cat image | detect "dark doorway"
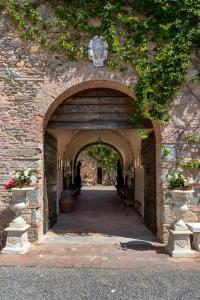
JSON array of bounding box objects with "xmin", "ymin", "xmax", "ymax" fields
[
  {"xmin": 141, "ymin": 131, "xmax": 156, "ymax": 235},
  {"xmin": 97, "ymin": 167, "xmax": 103, "ymax": 184},
  {"xmin": 44, "ymin": 132, "xmax": 58, "ymax": 233}
]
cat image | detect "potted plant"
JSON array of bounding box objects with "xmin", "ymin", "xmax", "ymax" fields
[
  {"xmin": 167, "ymin": 169, "xmax": 194, "ymax": 231},
  {"xmin": 4, "ymin": 168, "xmax": 37, "ymax": 191},
  {"xmin": 4, "ymin": 169, "xmax": 37, "ymax": 227}
]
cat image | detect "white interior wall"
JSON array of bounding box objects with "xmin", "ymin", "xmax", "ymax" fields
[
  {"xmin": 66, "ymin": 130, "xmax": 133, "ymax": 163},
  {"xmin": 47, "ymin": 128, "xmax": 144, "ymax": 217},
  {"xmin": 47, "ymin": 129, "xmax": 77, "ymax": 211},
  {"xmin": 120, "ymin": 129, "xmax": 141, "ymax": 160},
  {"xmin": 135, "ymin": 167, "xmax": 144, "ymax": 217}
]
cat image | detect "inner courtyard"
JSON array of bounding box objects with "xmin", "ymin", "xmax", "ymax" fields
[{"xmin": 42, "ymin": 186, "xmax": 157, "ymax": 245}]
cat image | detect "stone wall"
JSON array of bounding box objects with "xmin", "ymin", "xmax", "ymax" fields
[
  {"xmin": 78, "ymin": 149, "xmax": 117, "ymax": 185},
  {"xmin": 78, "ymin": 150, "xmax": 97, "ymax": 185},
  {"xmin": 159, "ymin": 56, "xmax": 200, "ymax": 241},
  {"xmin": 0, "ymin": 14, "xmax": 199, "ymax": 242}
]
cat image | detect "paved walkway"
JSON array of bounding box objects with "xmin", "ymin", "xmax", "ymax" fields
[
  {"xmin": 0, "ymin": 242, "xmax": 200, "ymax": 269},
  {"xmin": 42, "ymin": 186, "xmax": 157, "ymax": 245},
  {"xmin": 0, "ymin": 186, "xmax": 199, "ymax": 269}
]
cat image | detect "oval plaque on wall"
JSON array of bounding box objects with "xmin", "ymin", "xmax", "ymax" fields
[{"xmin": 88, "ymin": 36, "xmax": 108, "ymax": 67}]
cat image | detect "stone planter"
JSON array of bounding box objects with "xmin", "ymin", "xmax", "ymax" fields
[
  {"xmin": 2, "ymin": 187, "xmax": 36, "ymax": 254},
  {"xmin": 166, "ymin": 189, "xmax": 195, "ymax": 257},
  {"xmin": 9, "ymin": 187, "xmax": 34, "ymax": 228},
  {"xmin": 171, "ymin": 189, "xmax": 194, "ymax": 231}
]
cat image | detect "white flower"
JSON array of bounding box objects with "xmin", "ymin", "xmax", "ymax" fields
[
  {"xmin": 15, "ymin": 172, "xmax": 20, "ymax": 179},
  {"xmin": 30, "ymin": 175, "xmax": 37, "ymax": 184},
  {"xmin": 174, "ymin": 173, "xmax": 178, "ymax": 179},
  {"xmin": 24, "ymin": 170, "xmax": 29, "ymax": 177}
]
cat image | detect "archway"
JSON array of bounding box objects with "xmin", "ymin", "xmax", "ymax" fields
[
  {"xmin": 43, "ymin": 84, "xmax": 159, "ymax": 241},
  {"xmin": 74, "ymin": 141, "xmax": 124, "ymax": 185}
]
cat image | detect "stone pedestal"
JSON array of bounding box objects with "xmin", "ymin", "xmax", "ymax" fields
[
  {"xmin": 2, "ymin": 225, "xmax": 31, "ymax": 254},
  {"xmin": 2, "ymin": 187, "xmax": 37, "ymax": 253},
  {"xmin": 166, "ymin": 230, "xmax": 194, "ymax": 257},
  {"xmin": 187, "ymin": 223, "xmax": 200, "ymax": 251}
]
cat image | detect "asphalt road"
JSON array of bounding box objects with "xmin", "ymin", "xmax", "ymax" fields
[{"xmin": 0, "ymin": 266, "xmax": 200, "ymax": 300}]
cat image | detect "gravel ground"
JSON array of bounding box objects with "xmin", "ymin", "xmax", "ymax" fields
[{"xmin": 0, "ymin": 266, "xmax": 200, "ymax": 300}]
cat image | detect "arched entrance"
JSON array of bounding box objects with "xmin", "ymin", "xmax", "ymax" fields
[
  {"xmin": 74, "ymin": 142, "xmax": 123, "ymax": 185},
  {"xmin": 43, "ymin": 83, "xmax": 159, "ymax": 241}
]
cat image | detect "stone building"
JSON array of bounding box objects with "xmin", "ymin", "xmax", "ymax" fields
[
  {"xmin": 78, "ymin": 149, "xmax": 99, "ymax": 186},
  {"xmin": 0, "ymin": 5, "xmax": 199, "ymax": 245},
  {"xmin": 77, "ymin": 146, "xmax": 119, "ymax": 186}
]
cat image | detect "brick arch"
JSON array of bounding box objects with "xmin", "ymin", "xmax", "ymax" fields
[
  {"xmin": 41, "ymin": 78, "xmax": 161, "ymax": 141},
  {"xmin": 42, "ymin": 78, "xmax": 162, "ymax": 239}
]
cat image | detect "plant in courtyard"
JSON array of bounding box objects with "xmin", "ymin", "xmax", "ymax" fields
[
  {"xmin": 87, "ymin": 144, "xmax": 118, "ymax": 183},
  {"xmin": 167, "ymin": 170, "xmax": 192, "ymax": 190},
  {"xmin": 4, "ymin": 168, "xmax": 37, "ymax": 191}
]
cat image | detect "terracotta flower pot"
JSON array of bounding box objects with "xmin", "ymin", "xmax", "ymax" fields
[{"xmin": 59, "ymin": 191, "xmax": 75, "ymax": 213}]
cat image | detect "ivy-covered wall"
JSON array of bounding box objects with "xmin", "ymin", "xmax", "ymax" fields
[
  {"xmin": 0, "ymin": 1, "xmax": 199, "ymax": 242},
  {"xmin": 1, "ymin": 0, "xmax": 200, "ymax": 135}
]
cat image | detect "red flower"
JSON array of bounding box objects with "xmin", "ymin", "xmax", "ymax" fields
[
  {"xmin": 4, "ymin": 178, "xmax": 16, "ymax": 190},
  {"xmin": 9, "ymin": 179, "xmax": 16, "ymax": 185}
]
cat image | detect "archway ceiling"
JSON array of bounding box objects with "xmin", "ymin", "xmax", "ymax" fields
[
  {"xmin": 64, "ymin": 129, "xmax": 133, "ymax": 162},
  {"xmin": 47, "ymin": 88, "xmax": 152, "ymax": 130}
]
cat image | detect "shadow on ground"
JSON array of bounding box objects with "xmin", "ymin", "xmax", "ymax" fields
[{"xmin": 120, "ymin": 241, "xmax": 166, "ymax": 254}]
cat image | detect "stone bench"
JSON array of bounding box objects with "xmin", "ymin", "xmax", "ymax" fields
[{"xmin": 187, "ymin": 223, "xmax": 200, "ymax": 251}]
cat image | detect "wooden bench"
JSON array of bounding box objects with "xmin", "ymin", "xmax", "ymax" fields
[{"xmin": 117, "ymin": 187, "xmax": 141, "ymax": 216}]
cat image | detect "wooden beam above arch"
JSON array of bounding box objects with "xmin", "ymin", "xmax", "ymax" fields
[{"xmin": 47, "ymin": 88, "xmax": 153, "ymax": 129}]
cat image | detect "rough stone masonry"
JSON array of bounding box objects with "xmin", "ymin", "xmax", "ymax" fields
[{"xmin": 0, "ymin": 13, "xmax": 199, "ymax": 243}]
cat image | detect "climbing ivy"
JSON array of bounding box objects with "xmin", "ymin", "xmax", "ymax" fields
[
  {"xmin": 1, "ymin": 0, "xmax": 200, "ymax": 136},
  {"xmin": 88, "ymin": 144, "xmax": 118, "ymax": 174},
  {"xmin": 185, "ymin": 132, "xmax": 200, "ymax": 142},
  {"xmin": 183, "ymin": 159, "xmax": 200, "ymax": 170}
]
